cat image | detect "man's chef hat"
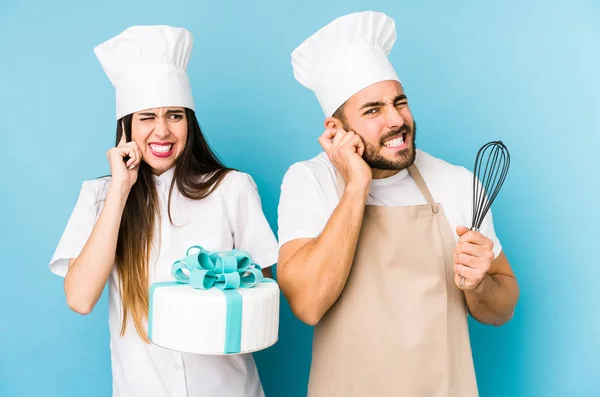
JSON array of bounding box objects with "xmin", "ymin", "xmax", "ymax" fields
[
  {"xmin": 94, "ymin": 25, "xmax": 195, "ymax": 120},
  {"xmin": 291, "ymin": 11, "xmax": 400, "ymax": 117}
]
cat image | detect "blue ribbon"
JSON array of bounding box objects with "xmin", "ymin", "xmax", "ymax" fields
[
  {"xmin": 148, "ymin": 246, "xmax": 271, "ymax": 354},
  {"xmin": 171, "ymin": 245, "xmax": 265, "ymax": 290}
]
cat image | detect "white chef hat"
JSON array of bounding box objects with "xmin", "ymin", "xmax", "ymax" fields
[
  {"xmin": 291, "ymin": 11, "xmax": 400, "ymax": 117},
  {"xmin": 94, "ymin": 25, "xmax": 195, "ymax": 120}
]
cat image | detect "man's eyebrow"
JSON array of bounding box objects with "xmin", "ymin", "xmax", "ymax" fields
[
  {"xmin": 359, "ymin": 95, "xmax": 407, "ymax": 110},
  {"xmin": 359, "ymin": 101, "xmax": 386, "ymax": 110}
]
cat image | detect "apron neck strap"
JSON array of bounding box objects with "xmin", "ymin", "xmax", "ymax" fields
[
  {"xmin": 335, "ymin": 164, "xmax": 435, "ymax": 205},
  {"xmin": 407, "ymin": 165, "xmax": 435, "ymax": 205}
]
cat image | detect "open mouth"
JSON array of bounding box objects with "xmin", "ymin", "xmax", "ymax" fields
[
  {"xmin": 382, "ymin": 132, "xmax": 408, "ymax": 149},
  {"xmin": 149, "ymin": 143, "xmax": 175, "ymax": 158}
]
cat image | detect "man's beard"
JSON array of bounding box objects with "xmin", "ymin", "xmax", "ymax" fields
[{"xmin": 349, "ymin": 121, "xmax": 417, "ymax": 171}]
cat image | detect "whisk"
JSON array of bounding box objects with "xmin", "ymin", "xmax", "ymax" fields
[
  {"xmin": 471, "ymin": 140, "xmax": 510, "ymax": 231},
  {"xmin": 459, "ymin": 140, "xmax": 510, "ymax": 288}
]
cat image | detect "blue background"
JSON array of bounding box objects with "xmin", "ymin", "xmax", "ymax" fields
[{"xmin": 1, "ymin": 0, "xmax": 599, "ymax": 396}]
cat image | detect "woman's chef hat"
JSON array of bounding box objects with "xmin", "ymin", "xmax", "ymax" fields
[
  {"xmin": 291, "ymin": 11, "xmax": 400, "ymax": 117},
  {"xmin": 94, "ymin": 25, "xmax": 195, "ymax": 120}
]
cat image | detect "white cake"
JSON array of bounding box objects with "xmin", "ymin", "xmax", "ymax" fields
[
  {"xmin": 148, "ymin": 279, "xmax": 279, "ymax": 355},
  {"xmin": 148, "ymin": 246, "xmax": 280, "ymax": 355}
]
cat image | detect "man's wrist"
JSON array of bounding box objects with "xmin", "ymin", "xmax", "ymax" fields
[{"xmin": 344, "ymin": 182, "xmax": 370, "ymax": 202}]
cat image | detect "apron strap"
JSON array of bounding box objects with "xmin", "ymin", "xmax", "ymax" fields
[{"xmin": 407, "ymin": 165, "xmax": 436, "ymax": 206}]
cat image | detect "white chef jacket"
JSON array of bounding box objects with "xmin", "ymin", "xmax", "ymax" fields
[
  {"xmin": 49, "ymin": 167, "xmax": 279, "ymax": 397},
  {"xmin": 277, "ymin": 149, "xmax": 502, "ymax": 257}
]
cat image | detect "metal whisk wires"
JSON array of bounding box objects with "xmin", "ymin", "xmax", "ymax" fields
[{"xmin": 471, "ymin": 141, "xmax": 510, "ymax": 231}]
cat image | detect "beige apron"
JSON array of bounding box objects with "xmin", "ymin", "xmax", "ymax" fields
[{"xmin": 307, "ymin": 164, "xmax": 478, "ymax": 397}]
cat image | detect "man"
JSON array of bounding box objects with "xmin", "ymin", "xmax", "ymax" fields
[{"xmin": 276, "ymin": 11, "xmax": 520, "ymax": 397}]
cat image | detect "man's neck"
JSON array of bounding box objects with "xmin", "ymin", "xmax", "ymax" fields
[{"xmin": 371, "ymin": 168, "xmax": 401, "ymax": 179}]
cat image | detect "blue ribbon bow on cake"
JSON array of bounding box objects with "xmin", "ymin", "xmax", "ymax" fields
[
  {"xmin": 172, "ymin": 245, "xmax": 265, "ymax": 290},
  {"xmin": 148, "ymin": 246, "xmax": 273, "ymax": 354}
]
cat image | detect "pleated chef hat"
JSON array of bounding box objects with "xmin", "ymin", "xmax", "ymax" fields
[
  {"xmin": 291, "ymin": 11, "xmax": 400, "ymax": 117},
  {"xmin": 94, "ymin": 25, "xmax": 195, "ymax": 120}
]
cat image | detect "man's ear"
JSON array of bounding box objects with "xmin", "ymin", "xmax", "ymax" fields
[{"xmin": 324, "ymin": 116, "xmax": 344, "ymax": 130}]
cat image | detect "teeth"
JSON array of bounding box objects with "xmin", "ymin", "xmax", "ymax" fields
[
  {"xmin": 383, "ymin": 135, "xmax": 404, "ymax": 147},
  {"xmin": 150, "ymin": 144, "xmax": 173, "ymax": 153}
]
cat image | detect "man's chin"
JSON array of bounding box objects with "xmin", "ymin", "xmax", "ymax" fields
[{"xmin": 366, "ymin": 148, "xmax": 416, "ymax": 171}]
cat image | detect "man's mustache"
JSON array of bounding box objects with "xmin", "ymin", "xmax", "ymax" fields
[{"xmin": 379, "ymin": 125, "xmax": 411, "ymax": 145}]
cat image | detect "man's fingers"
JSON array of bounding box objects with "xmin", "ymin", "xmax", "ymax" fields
[
  {"xmin": 318, "ymin": 130, "xmax": 335, "ymax": 152},
  {"xmin": 338, "ymin": 131, "xmax": 365, "ymax": 155},
  {"xmin": 458, "ymin": 229, "xmax": 490, "ymax": 247},
  {"xmin": 454, "ymin": 263, "xmax": 486, "ymax": 289},
  {"xmin": 454, "ymin": 251, "xmax": 491, "ymax": 270},
  {"xmin": 454, "ymin": 253, "xmax": 490, "ymax": 278},
  {"xmin": 456, "ymin": 225, "xmax": 469, "ymax": 237},
  {"xmin": 331, "ymin": 128, "xmax": 347, "ymax": 146},
  {"xmin": 455, "ymin": 272, "xmax": 473, "ymax": 290},
  {"xmin": 355, "ymin": 135, "xmax": 365, "ymax": 156},
  {"xmin": 338, "ymin": 130, "xmax": 356, "ymax": 146},
  {"xmin": 322, "ymin": 128, "xmax": 337, "ymax": 141},
  {"xmin": 454, "ymin": 252, "xmax": 475, "ymax": 267},
  {"xmin": 454, "ymin": 263, "xmax": 481, "ymax": 278},
  {"xmin": 454, "ymin": 242, "xmax": 494, "ymax": 261}
]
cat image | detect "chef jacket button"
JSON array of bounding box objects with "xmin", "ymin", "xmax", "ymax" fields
[{"xmin": 174, "ymin": 364, "xmax": 180, "ymax": 370}]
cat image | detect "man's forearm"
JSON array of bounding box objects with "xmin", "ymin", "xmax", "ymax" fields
[
  {"xmin": 278, "ymin": 185, "xmax": 368, "ymax": 325},
  {"xmin": 464, "ymin": 274, "xmax": 519, "ymax": 326}
]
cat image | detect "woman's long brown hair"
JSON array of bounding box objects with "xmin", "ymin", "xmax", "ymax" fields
[{"xmin": 115, "ymin": 108, "xmax": 232, "ymax": 342}]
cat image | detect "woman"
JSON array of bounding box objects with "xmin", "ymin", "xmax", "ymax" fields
[{"xmin": 49, "ymin": 25, "xmax": 278, "ymax": 397}]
